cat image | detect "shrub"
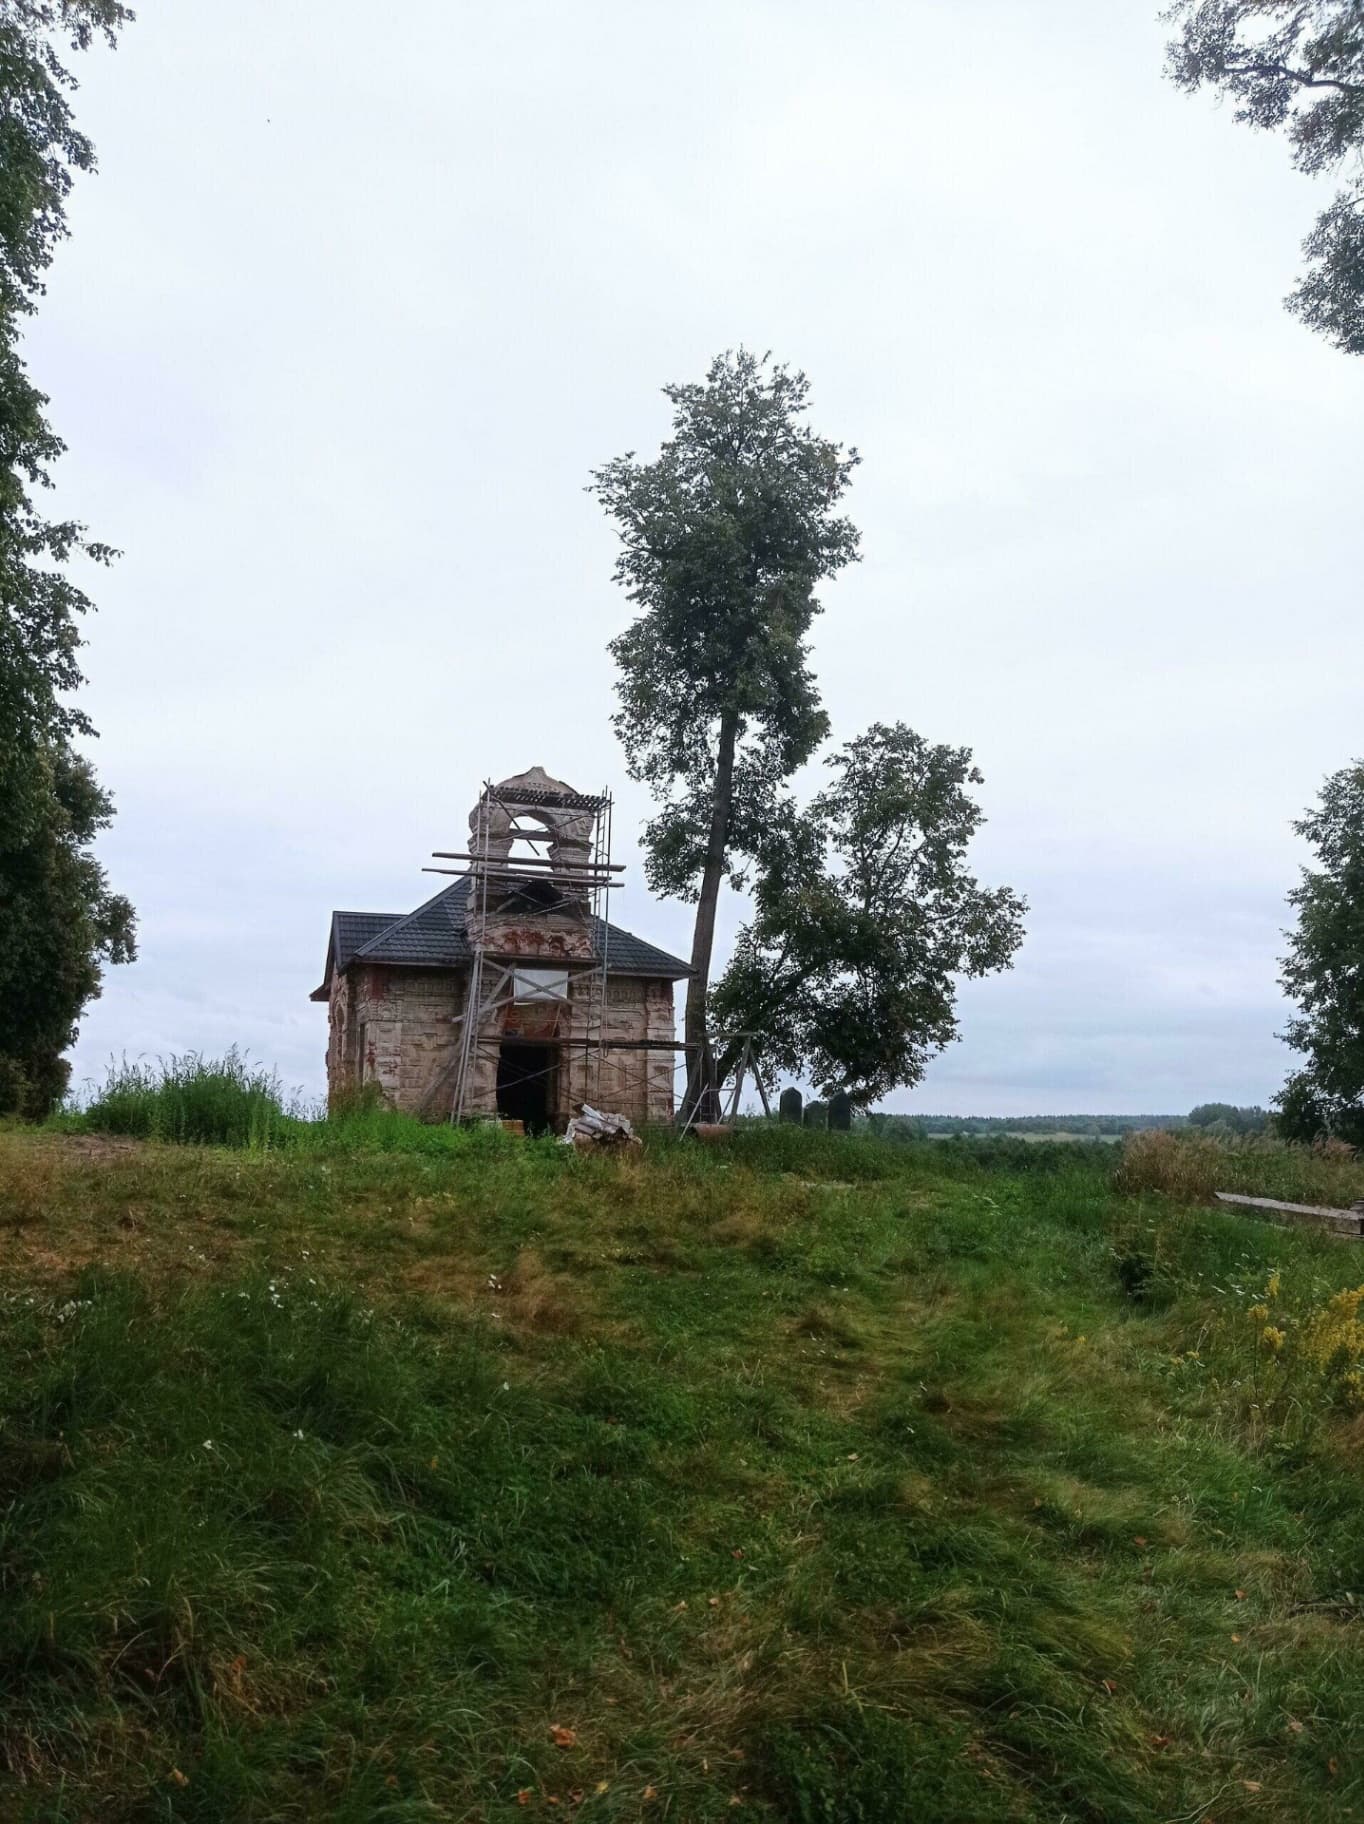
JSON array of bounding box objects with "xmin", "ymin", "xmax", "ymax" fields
[
  {"xmin": 76, "ymin": 1050, "xmax": 297, "ymax": 1147},
  {"xmin": 1115, "ymin": 1128, "xmax": 1364, "ymax": 1210},
  {"xmin": 1114, "ymin": 1130, "xmax": 1222, "ymax": 1201}
]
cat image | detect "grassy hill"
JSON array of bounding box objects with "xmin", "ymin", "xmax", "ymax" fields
[{"xmin": 1, "ymin": 1122, "xmax": 1363, "ymax": 1821}]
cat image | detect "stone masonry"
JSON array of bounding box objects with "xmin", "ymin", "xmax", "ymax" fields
[{"xmin": 313, "ymin": 767, "xmax": 690, "ymax": 1129}]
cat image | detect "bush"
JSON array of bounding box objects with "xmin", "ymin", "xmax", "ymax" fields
[
  {"xmin": 1115, "ymin": 1128, "xmax": 1364, "ymax": 1209},
  {"xmin": 76, "ymin": 1050, "xmax": 298, "ymax": 1147}
]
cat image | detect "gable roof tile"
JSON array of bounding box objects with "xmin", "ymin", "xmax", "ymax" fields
[{"xmin": 315, "ymin": 876, "xmax": 690, "ymax": 995}]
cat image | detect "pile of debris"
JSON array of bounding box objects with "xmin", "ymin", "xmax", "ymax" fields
[{"xmin": 561, "ymin": 1105, "xmax": 642, "ymax": 1151}]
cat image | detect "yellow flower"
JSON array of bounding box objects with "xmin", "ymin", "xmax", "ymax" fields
[
  {"xmin": 1261, "ymin": 1326, "xmax": 1285, "ymax": 1354},
  {"xmin": 1265, "ymin": 1272, "xmax": 1281, "ymax": 1301},
  {"xmin": 1248, "ymin": 1304, "xmax": 1270, "ymax": 1325}
]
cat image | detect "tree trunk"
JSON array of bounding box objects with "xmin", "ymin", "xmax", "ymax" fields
[{"xmin": 682, "ymin": 708, "xmax": 738, "ymax": 1123}]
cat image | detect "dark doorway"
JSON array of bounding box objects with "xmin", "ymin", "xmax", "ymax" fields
[{"xmin": 496, "ymin": 1043, "xmax": 555, "ymax": 1133}]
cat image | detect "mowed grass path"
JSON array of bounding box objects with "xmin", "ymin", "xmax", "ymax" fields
[{"xmin": 1, "ymin": 1126, "xmax": 1362, "ymax": 1822}]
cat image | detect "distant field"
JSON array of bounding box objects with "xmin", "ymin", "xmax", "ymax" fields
[
  {"xmin": 922, "ymin": 1130, "xmax": 1126, "ymax": 1144},
  {"xmin": 1, "ymin": 1121, "xmax": 1362, "ymax": 1821}
]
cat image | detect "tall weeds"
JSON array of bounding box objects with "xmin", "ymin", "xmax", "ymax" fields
[
  {"xmin": 1116, "ymin": 1127, "xmax": 1364, "ymax": 1209},
  {"xmin": 76, "ymin": 1050, "xmax": 297, "ymax": 1147}
]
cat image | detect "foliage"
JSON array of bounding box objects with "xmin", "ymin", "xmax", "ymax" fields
[
  {"xmin": 1276, "ymin": 760, "xmax": 1364, "ymax": 1143},
  {"xmin": 76, "ymin": 1050, "xmax": 297, "ymax": 1146},
  {"xmin": 1187, "ymin": 1100, "xmax": 1272, "ymax": 1135},
  {"xmin": 864, "ymin": 1111, "xmax": 1185, "ymax": 1138},
  {"xmin": 591, "ymin": 349, "xmax": 860, "ymax": 1113},
  {"xmin": 0, "ymin": 0, "xmax": 136, "ymax": 1111},
  {"xmin": 0, "ymin": 747, "xmax": 133, "ymax": 1115},
  {"xmin": 1116, "ymin": 1125, "xmax": 1364, "ymax": 1207},
  {"xmin": 2, "ymin": 1126, "xmax": 1364, "ymax": 1817},
  {"xmin": 1164, "ymin": 1, "xmax": 1364, "ymax": 352},
  {"xmin": 61, "ymin": 1052, "xmax": 523, "ymax": 1157},
  {"xmin": 713, "ymin": 722, "xmax": 1024, "ymax": 1104}
]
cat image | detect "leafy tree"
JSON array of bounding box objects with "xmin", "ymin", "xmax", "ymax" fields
[
  {"xmin": 1187, "ymin": 1101, "xmax": 1271, "ymax": 1135},
  {"xmin": 709, "ymin": 723, "xmax": 1026, "ymax": 1107},
  {"xmin": 0, "ymin": 748, "xmax": 133, "ymax": 1115},
  {"xmin": 1164, "ymin": 2, "xmax": 1364, "ymax": 353},
  {"xmin": 0, "ymin": 0, "xmax": 136, "ymax": 1113},
  {"xmin": 591, "ymin": 350, "xmax": 860, "ymax": 1117},
  {"xmin": 1276, "ymin": 760, "xmax": 1364, "ymax": 1144}
]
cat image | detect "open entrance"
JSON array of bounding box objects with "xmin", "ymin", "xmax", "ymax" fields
[{"xmin": 496, "ymin": 1042, "xmax": 556, "ymax": 1134}]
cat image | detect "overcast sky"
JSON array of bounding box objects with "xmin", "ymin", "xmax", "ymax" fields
[{"xmin": 34, "ymin": 0, "xmax": 1364, "ymax": 1115}]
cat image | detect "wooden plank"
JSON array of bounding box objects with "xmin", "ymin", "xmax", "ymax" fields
[
  {"xmin": 1214, "ymin": 1191, "xmax": 1364, "ymax": 1238},
  {"xmin": 431, "ymin": 850, "xmax": 625, "ymax": 872}
]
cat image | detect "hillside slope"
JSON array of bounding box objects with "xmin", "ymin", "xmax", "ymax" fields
[{"xmin": 1, "ymin": 1127, "xmax": 1361, "ymax": 1822}]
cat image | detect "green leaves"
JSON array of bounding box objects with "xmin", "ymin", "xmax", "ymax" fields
[
  {"xmin": 1276, "ymin": 761, "xmax": 1364, "ymax": 1142},
  {"xmin": 712, "ymin": 723, "xmax": 1026, "ymax": 1105},
  {"xmin": 0, "ymin": 0, "xmax": 136, "ymax": 1114},
  {"xmin": 1164, "ymin": 1, "xmax": 1364, "ymax": 353}
]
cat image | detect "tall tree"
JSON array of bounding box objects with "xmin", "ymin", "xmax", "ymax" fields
[
  {"xmin": 590, "ymin": 350, "xmax": 860, "ymax": 1118},
  {"xmin": 710, "ymin": 723, "xmax": 1026, "ymax": 1106},
  {"xmin": 1276, "ymin": 760, "xmax": 1364, "ymax": 1144},
  {"xmin": 0, "ymin": 0, "xmax": 136, "ymax": 1114},
  {"xmin": 1164, "ymin": 1, "xmax": 1364, "ymax": 353}
]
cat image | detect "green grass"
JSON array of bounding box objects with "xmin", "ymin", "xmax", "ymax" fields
[
  {"xmin": 1, "ymin": 1124, "xmax": 1363, "ymax": 1820},
  {"xmin": 1117, "ymin": 1127, "xmax": 1364, "ymax": 1209}
]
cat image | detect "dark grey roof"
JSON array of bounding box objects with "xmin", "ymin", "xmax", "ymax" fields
[
  {"xmin": 334, "ymin": 910, "xmax": 401, "ymax": 970},
  {"xmin": 317, "ymin": 876, "xmax": 691, "ymax": 988}
]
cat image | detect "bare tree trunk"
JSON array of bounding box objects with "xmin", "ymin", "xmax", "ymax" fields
[{"xmin": 681, "ymin": 708, "xmax": 738, "ymax": 1123}]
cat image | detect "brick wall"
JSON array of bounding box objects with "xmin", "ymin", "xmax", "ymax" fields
[{"xmin": 325, "ymin": 964, "xmax": 676, "ymax": 1127}]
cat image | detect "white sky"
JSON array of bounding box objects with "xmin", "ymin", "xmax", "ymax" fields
[{"xmin": 34, "ymin": 0, "xmax": 1364, "ymax": 1115}]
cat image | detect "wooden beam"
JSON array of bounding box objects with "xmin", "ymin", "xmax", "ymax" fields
[{"xmin": 431, "ymin": 850, "xmax": 625, "ymax": 872}]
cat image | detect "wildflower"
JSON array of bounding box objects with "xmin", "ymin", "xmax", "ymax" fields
[
  {"xmin": 1248, "ymin": 1304, "xmax": 1270, "ymax": 1325},
  {"xmin": 1262, "ymin": 1326, "xmax": 1286, "ymax": 1354},
  {"xmin": 1266, "ymin": 1271, "xmax": 1281, "ymax": 1301}
]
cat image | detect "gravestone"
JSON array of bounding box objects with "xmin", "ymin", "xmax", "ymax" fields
[
  {"xmin": 828, "ymin": 1090, "xmax": 852, "ymax": 1132},
  {"xmin": 803, "ymin": 1100, "xmax": 827, "ymax": 1130},
  {"xmin": 779, "ymin": 1087, "xmax": 803, "ymax": 1125}
]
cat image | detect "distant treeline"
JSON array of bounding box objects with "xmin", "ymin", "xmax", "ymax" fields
[
  {"xmin": 862, "ymin": 1114, "xmax": 1184, "ymax": 1139},
  {"xmin": 862, "ymin": 1105, "xmax": 1272, "ymax": 1140}
]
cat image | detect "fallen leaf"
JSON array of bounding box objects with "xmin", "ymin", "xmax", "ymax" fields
[
  {"xmin": 569, "ymin": 1790, "xmax": 585, "ymax": 1805},
  {"xmin": 1149, "ymin": 1734, "xmax": 1171, "ymax": 1750},
  {"xmin": 516, "ymin": 1793, "xmax": 532, "ymax": 1808},
  {"xmin": 846, "ymin": 1452, "xmax": 859, "ymax": 1462},
  {"xmin": 708, "ymin": 1596, "xmax": 721, "ymax": 1608},
  {"xmin": 1231, "ymin": 1633, "xmax": 1242, "ymax": 1644},
  {"xmin": 1102, "ymin": 1679, "xmax": 1117, "ymax": 1695},
  {"xmin": 1242, "ymin": 1780, "xmax": 1262, "ymax": 1792},
  {"xmin": 385, "ymin": 1775, "xmax": 399, "ymax": 1789},
  {"xmin": 1133, "ymin": 1536, "xmax": 1148, "ymax": 1548},
  {"xmin": 729, "ymin": 1799, "xmax": 744, "ymax": 1808},
  {"xmin": 168, "ymin": 1769, "xmax": 189, "ymax": 1788},
  {"xmin": 642, "ymin": 1786, "xmax": 658, "ymax": 1802},
  {"xmin": 1287, "ymin": 1718, "xmax": 1304, "ymax": 1734},
  {"xmin": 595, "ymin": 1782, "xmax": 610, "ymax": 1795},
  {"xmin": 1235, "ymin": 1588, "xmax": 1247, "ymax": 1601},
  {"xmin": 1328, "ymin": 1758, "xmax": 1339, "ymax": 1776},
  {"xmin": 550, "ymin": 1725, "xmax": 578, "ymax": 1748},
  {"xmin": 731, "ymin": 1548, "xmax": 744, "ymax": 1559}
]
